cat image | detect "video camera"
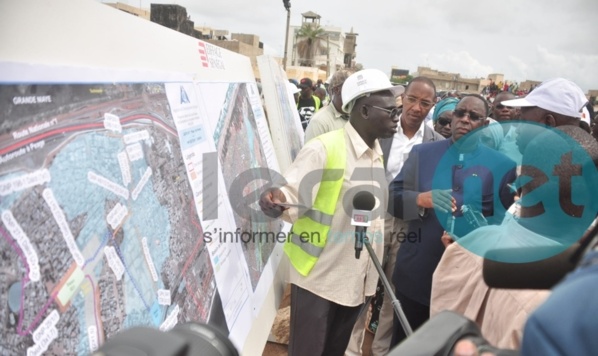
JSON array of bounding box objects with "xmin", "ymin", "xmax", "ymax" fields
[
  {"xmin": 92, "ymin": 322, "xmax": 238, "ymax": 356},
  {"xmin": 386, "ymin": 310, "xmax": 517, "ymax": 356}
]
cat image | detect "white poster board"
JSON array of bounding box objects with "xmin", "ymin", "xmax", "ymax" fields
[
  {"xmin": 257, "ymin": 55, "xmax": 305, "ymax": 173},
  {"xmin": 0, "ymin": 0, "xmax": 288, "ymax": 355}
]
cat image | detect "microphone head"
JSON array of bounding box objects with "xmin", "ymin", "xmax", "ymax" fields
[{"xmin": 353, "ymin": 191, "xmax": 375, "ymax": 211}]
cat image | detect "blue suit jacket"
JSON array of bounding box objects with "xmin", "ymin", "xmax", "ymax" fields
[
  {"xmin": 389, "ymin": 139, "xmax": 517, "ymax": 305},
  {"xmin": 522, "ymin": 250, "xmax": 598, "ymax": 355}
]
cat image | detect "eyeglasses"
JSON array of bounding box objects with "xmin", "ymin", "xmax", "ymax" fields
[
  {"xmin": 404, "ymin": 95, "xmax": 434, "ymax": 110},
  {"xmin": 453, "ymin": 109, "xmax": 484, "ymax": 122},
  {"xmin": 366, "ymin": 105, "xmax": 400, "ymax": 118},
  {"xmin": 437, "ymin": 119, "xmax": 451, "ymax": 126}
]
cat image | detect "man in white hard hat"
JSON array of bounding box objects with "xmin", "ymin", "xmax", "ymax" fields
[
  {"xmin": 260, "ymin": 69, "xmax": 401, "ymax": 356},
  {"xmin": 363, "ymin": 77, "xmax": 446, "ymax": 356}
]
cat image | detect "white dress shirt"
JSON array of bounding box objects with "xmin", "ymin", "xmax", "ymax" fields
[{"xmin": 385, "ymin": 114, "xmax": 426, "ymax": 181}]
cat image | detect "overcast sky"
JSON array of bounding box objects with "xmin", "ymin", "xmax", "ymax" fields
[{"xmin": 115, "ymin": 0, "xmax": 597, "ymax": 92}]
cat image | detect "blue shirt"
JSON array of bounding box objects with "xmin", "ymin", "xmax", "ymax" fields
[{"xmin": 521, "ymin": 249, "xmax": 598, "ymax": 355}]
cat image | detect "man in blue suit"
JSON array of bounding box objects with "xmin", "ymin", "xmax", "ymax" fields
[{"xmin": 388, "ymin": 94, "xmax": 517, "ymax": 346}]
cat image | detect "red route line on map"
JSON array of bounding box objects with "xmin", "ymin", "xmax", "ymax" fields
[
  {"xmin": 0, "ymin": 114, "xmax": 183, "ymax": 334},
  {"xmin": 0, "ymin": 114, "xmax": 177, "ymax": 156},
  {"xmin": 0, "ymin": 115, "xmax": 175, "ymax": 334}
]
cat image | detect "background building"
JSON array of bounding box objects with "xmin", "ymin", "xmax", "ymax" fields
[
  {"xmin": 205, "ymin": 34, "xmax": 265, "ymax": 80},
  {"xmin": 414, "ymin": 66, "xmax": 486, "ymax": 94},
  {"xmin": 284, "ymin": 11, "xmax": 355, "ymax": 79},
  {"xmin": 518, "ymin": 80, "xmax": 542, "ymax": 92},
  {"xmin": 105, "ymin": 3, "xmax": 595, "ymax": 99},
  {"xmin": 390, "ymin": 67, "xmax": 410, "ymax": 84},
  {"xmin": 343, "ymin": 29, "xmax": 358, "ymax": 69},
  {"xmin": 140, "ymin": 3, "xmax": 265, "ymax": 79},
  {"xmin": 150, "ymin": 4, "xmax": 199, "ymax": 38},
  {"xmin": 106, "ymin": 2, "xmax": 150, "ymax": 20}
]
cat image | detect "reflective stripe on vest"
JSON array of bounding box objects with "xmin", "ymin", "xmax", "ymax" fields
[{"xmin": 284, "ymin": 128, "xmax": 346, "ymax": 276}]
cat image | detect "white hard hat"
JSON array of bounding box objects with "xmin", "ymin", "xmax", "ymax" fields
[
  {"xmin": 341, "ymin": 69, "xmax": 398, "ymax": 113},
  {"xmin": 287, "ymin": 81, "xmax": 300, "ymax": 95}
]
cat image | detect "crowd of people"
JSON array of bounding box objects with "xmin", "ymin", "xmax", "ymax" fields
[{"xmin": 262, "ymin": 70, "xmax": 598, "ymax": 356}]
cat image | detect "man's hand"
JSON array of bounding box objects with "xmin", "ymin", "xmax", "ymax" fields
[
  {"xmin": 441, "ymin": 231, "xmax": 454, "ymax": 248},
  {"xmin": 259, "ymin": 188, "xmax": 288, "ymax": 218},
  {"xmin": 417, "ymin": 189, "xmax": 456, "ymax": 213},
  {"xmin": 453, "ymin": 339, "xmax": 497, "ymax": 356}
]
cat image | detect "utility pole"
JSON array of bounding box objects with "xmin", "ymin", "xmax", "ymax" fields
[
  {"xmin": 326, "ymin": 35, "xmax": 330, "ymax": 79},
  {"xmin": 282, "ymin": 0, "xmax": 291, "ymax": 70}
]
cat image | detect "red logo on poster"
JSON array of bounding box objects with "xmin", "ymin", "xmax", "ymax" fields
[{"xmin": 198, "ymin": 42, "xmax": 209, "ymax": 68}]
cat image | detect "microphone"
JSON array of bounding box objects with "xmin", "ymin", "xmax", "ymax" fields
[
  {"xmin": 352, "ymin": 191, "xmax": 376, "ymax": 259},
  {"xmin": 482, "ymin": 244, "xmax": 579, "ymax": 289}
]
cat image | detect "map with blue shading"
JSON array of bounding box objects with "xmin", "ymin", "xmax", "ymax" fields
[{"xmin": 0, "ymin": 83, "xmax": 222, "ymax": 355}]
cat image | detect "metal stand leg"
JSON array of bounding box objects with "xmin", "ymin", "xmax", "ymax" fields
[{"xmin": 363, "ymin": 237, "xmax": 413, "ymax": 336}]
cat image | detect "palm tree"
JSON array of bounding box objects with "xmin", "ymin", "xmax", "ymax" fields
[{"xmin": 295, "ymin": 24, "xmax": 326, "ymax": 67}]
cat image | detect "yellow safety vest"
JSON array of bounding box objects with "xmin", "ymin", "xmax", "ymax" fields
[
  {"xmin": 296, "ymin": 95, "xmax": 321, "ymax": 111},
  {"xmin": 284, "ymin": 128, "xmax": 346, "ymax": 276}
]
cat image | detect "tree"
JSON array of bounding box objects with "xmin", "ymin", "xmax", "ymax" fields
[
  {"xmin": 295, "ymin": 23, "xmax": 326, "ymax": 67},
  {"xmin": 391, "ymin": 74, "xmax": 413, "ymax": 85}
]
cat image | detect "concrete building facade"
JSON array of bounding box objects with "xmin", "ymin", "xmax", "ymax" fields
[
  {"xmin": 106, "ymin": 2, "xmax": 150, "ymax": 20},
  {"xmin": 414, "ymin": 66, "xmax": 485, "ymax": 94},
  {"xmin": 205, "ymin": 34, "xmax": 265, "ymax": 79},
  {"xmin": 518, "ymin": 80, "xmax": 542, "ymax": 92},
  {"xmin": 284, "ymin": 11, "xmax": 354, "ymax": 76}
]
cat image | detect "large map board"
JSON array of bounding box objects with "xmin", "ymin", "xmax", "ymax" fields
[{"xmin": 0, "ymin": 0, "xmax": 289, "ymax": 354}]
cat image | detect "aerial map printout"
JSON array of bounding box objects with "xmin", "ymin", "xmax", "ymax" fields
[
  {"xmin": 256, "ymin": 55, "xmax": 304, "ymax": 173},
  {"xmin": 195, "ymin": 82, "xmax": 283, "ymax": 292},
  {"xmin": 0, "ymin": 65, "xmax": 277, "ymax": 355}
]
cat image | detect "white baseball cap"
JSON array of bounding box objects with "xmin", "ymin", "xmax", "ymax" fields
[
  {"xmin": 341, "ymin": 69, "xmax": 403, "ymax": 113},
  {"xmin": 501, "ymin": 78, "xmax": 588, "ymax": 118}
]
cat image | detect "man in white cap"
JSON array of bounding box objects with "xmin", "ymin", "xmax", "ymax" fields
[
  {"xmin": 502, "ymin": 77, "xmax": 587, "ymax": 125},
  {"xmin": 260, "ymin": 69, "xmax": 401, "ymax": 356},
  {"xmin": 428, "ymin": 78, "xmax": 592, "ymax": 352},
  {"xmin": 500, "ymin": 77, "xmax": 588, "ymax": 153}
]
